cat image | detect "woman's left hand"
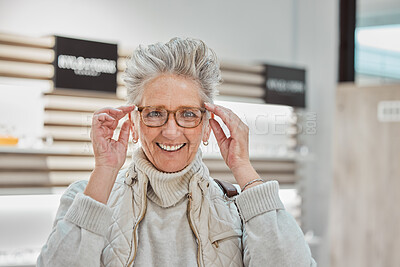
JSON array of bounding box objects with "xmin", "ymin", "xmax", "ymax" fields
[{"xmin": 205, "ymin": 103, "xmax": 261, "ymax": 187}]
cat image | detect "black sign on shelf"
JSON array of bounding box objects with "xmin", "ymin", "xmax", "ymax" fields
[
  {"xmin": 53, "ymin": 36, "xmax": 118, "ymax": 93},
  {"xmin": 263, "ymin": 64, "xmax": 306, "ymax": 108}
]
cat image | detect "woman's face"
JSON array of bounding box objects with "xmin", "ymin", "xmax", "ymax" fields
[{"xmin": 132, "ymin": 74, "xmax": 210, "ymax": 173}]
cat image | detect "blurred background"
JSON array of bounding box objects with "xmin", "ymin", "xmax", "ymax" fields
[{"xmin": 0, "ymin": 0, "xmax": 399, "ymax": 266}]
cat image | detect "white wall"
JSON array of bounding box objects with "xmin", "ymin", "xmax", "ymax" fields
[
  {"xmin": 0, "ymin": 0, "xmax": 297, "ymax": 64},
  {"xmin": 296, "ymin": 2, "xmax": 338, "ymax": 266},
  {"xmin": 0, "ymin": 0, "xmax": 338, "ymax": 265}
]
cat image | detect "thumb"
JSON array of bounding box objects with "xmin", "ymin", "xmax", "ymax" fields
[
  {"xmin": 209, "ymin": 119, "xmax": 227, "ymax": 147},
  {"xmin": 117, "ymin": 120, "xmax": 131, "ymax": 147}
]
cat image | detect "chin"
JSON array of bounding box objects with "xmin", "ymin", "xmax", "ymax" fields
[
  {"xmin": 159, "ymin": 164, "xmax": 185, "ymax": 173},
  {"xmin": 154, "ymin": 159, "xmax": 188, "ymax": 172}
]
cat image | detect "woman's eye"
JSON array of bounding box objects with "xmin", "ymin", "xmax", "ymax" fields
[
  {"xmin": 182, "ymin": 110, "xmax": 197, "ymax": 118},
  {"xmin": 147, "ymin": 111, "xmax": 163, "ymax": 118}
]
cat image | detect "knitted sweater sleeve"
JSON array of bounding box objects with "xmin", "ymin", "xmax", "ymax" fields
[
  {"xmin": 37, "ymin": 181, "xmax": 113, "ymax": 267},
  {"xmin": 235, "ymin": 181, "xmax": 317, "ymax": 267}
]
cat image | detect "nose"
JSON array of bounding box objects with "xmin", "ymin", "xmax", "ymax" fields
[{"xmin": 161, "ymin": 113, "xmax": 182, "ymax": 140}]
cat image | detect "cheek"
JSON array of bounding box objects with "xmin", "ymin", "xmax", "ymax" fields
[
  {"xmin": 138, "ymin": 123, "xmax": 158, "ymax": 146},
  {"xmin": 185, "ymin": 128, "xmax": 204, "ymax": 145}
]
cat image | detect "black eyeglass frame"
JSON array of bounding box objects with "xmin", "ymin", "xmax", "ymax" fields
[{"xmin": 134, "ymin": 106, "xmax": 207, "ymax": 128}]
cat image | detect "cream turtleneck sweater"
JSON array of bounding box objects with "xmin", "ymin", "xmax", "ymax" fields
[{"xmin": 132, "ymin": 147, "xmax": 202, "ymax": 266}]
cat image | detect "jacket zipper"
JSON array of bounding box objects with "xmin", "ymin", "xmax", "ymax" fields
[
  {"xmin": 127, "ymin": 182, "xmax": 148, "ymax": 267},
  {"xmin": 187, "ymin": 192, "xmax": 202, "ymax": 267},
  {"xmin": 213, "ymin": 240, "xmax": 219, "ymax": 248}
]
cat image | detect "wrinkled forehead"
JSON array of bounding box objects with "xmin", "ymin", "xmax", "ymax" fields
[{"xmin": 140, "ymin": 74, "xmax": 203, "ymax": 108}]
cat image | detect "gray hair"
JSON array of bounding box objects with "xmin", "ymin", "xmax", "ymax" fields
[{"xmin": 123, "ymin": 37, "xmax": 221, "ymax": 106}]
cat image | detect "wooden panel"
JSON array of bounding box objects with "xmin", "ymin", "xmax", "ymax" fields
[
  {"xmin": 46, "ymin": 156, "xmax": 131, "ymax": 171},
  {"xmin": 118, "ymin": 47, "xmax": 133, "ymax": 58},
  {"xmin": 45, "ymin": 110, "xmax": 94, "ymax": 126},
  {"xmin": 117, "ymin": 57, "xmax": 128, "ymax": 70},
  {"xmin": 203, "ymin": 158, "xmax": 295, "ymax": 172},
  {"xmin": 0, "ymin": 44, "xmax": 54, "ymax": 63},
  {"xmin": 51, "ymin": 141, "xmax": 95, "ymax": 155},
  {"xmin": 221, "ymin": 71, "xmax": 264, "ymax": 86},
  {"xmin": 220, "ymin": 61, "xmax": 264, "ymax": 74},
  {"xmin": 0, "ymin": 171, "xmax": 50, "ymax": 186},
  {"xmin": 117, "ymin": 72, "xmax": 124, "ymax": 86},
  {"xmin": 0, "ymin": 32, "xmax": 55, "ymax": 48},
  {"xmin": 0, "ymin": 171, "xmax": 91, "ymax": 187},
  {"xmin": 44, "ymin": 125, "xmax": 128, "ymax": 142},
  {"xmin": 44, "ymin": 125, "xmax": 91, "ymax": 141},
  {"xmin": 218, "ymin": 83, "xmax": 264, "ymax": 98},
  {"xmin": 215, "ymin": 95, "xmax": 265, "ymax": 104},
  {"xmin": 0, "ymin": 154, "xmax": 47, "ymax": 170},
  {"xmin": 44, "ymin": 94, "xmax": 125, "ymax": 112},
  {"xmin": 47, "ymin": 156, "xmax": 94, "ymax": 170},
  {"xmin": 117, "ymin": 86, "xmax": 128, "ymax": 99},
  {"xmin": 0, "ymin": 77, "xmax": 54, "ymax": 92},
  {"xmin": 331, "ymin": 83, "xmax": 400, "ymax": 267},
  {"xmin": 50, "ymin": 141, "xmax": 135, "ymax": 156},
  {"xmin": 49, "ymin": 171, "xmax": 91, "ymax": 185},
  {"xmin": 0, "ymin": 60, "xmax": 54, "ymax": 79}
]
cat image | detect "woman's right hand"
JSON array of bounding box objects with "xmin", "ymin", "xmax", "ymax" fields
[
  {"xmin": 90, "ymin": 105, "xmax": 135, "ymax": 172},
  {"xmin": 84, "ymin": 105, "xmax": 135, "ymax": 204}
]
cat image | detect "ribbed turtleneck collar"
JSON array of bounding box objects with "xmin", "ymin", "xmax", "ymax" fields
[{"xmin": 132, "ymin": 147, "xmax": 203, "ymax": 208}]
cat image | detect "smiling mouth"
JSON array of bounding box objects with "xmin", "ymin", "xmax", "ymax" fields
[{"xmin": 156, "ymin": 143, "xmax": 186, "ymax": 152}]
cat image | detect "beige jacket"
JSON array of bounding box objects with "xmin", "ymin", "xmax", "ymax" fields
[{"xmin": 38, "ymin": 166, "xmax": 316, "ymax": 266}]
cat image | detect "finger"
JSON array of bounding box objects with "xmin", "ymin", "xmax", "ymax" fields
[
  {"xmin": 94, "ymin": 107, "xmax": 123, "ymax": 119},
  {"xmin": 111, "ymin": 105, "xmax": 135, "ymax": 121},
  {"xmin": 92, "ymin": 116, "xmax": 120, "ymax": 139},
  {"xmin": 93, "ymin": 113, "xmax": 117, "ymax": 128},
  {"xmin": 110, "ymin": 105, "xmax": 136, "ymax": 121},
  {"xmin": 94, "ymin": 105, "xmax": 135, "ymax": 121},
  {"xmin": 115, "ymin": 104, "xmax": 136, "ymax": 113},
  {"xmin": 91, "ymin": 114, "xmax": 116, "ymax": 141},
  {"xmin": 117, "ymin": 119, "xmax": 131, "ymax": 147},
  {"xmin": 95, "ymin": 113, "xmax": 115, "ymax": 124},
  {"xmin": 209, "ymin": 118, "xmax": 228, "ymax": 146},
  {"xmin": 205, "ymin": 103, "xmax": 241, "ymax": 137}
]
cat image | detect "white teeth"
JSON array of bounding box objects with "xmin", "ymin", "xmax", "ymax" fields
[{"xmin": 158, "ymin": 143, "xmax": 184, "ymax": 151}]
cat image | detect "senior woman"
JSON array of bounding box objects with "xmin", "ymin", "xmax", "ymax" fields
[{"xmin": 38, "ymin": 37, "xmax": 316, "ymax": 267}]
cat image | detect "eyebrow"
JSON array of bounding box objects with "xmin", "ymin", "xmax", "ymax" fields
[{"xmin": 142, "ymin": 105, "xmax": 203, "ymax": 109}]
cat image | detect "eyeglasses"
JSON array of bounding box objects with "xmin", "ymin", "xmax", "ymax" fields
[{"xmin": 134, "ymin": 106, "xmax": 206, "ymax": 128}]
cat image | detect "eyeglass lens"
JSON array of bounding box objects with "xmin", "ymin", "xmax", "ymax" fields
[{"xmin": 141, "ymin": 107, "xmax": 203, "ymax": 128}]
